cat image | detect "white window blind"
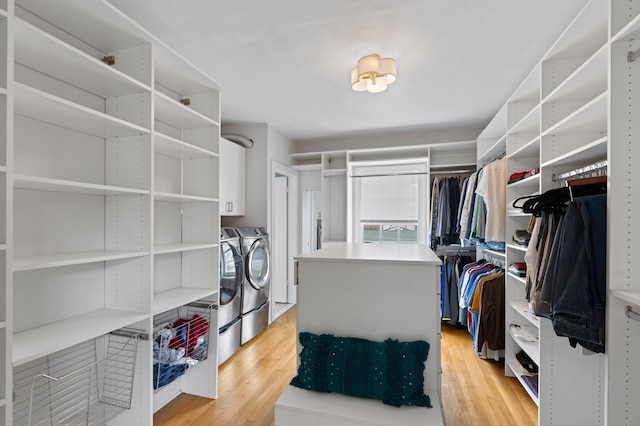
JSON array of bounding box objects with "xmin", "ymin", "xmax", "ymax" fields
[{"xmin": 360, "ymin": 174, "xmax": 418, "ymax": 221}]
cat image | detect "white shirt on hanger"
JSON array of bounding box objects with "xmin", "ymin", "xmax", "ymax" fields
[{"xmin": 475, "ymin": 157, "xmax": 507, "ymax": 242}]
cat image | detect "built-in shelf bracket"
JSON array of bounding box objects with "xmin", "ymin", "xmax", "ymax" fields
[
  {"xmin": 102, "ymin": 55, "xmax": 115, "ymax": 66},
  {"xmin": 628, "ymin": 49, "xmax": 640, "ymax": 63},
  {"xmin": 180, "ymin": 98, "xmax": 191, "ymax": 106},
  {"xmin": 625, "ymin": 305, "xmax": 640, "ymax": 322}
]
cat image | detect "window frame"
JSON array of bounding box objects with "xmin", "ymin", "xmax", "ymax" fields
[{"xmin": 349, "ymin": 159, "xmax": 429, "ymax": 245}]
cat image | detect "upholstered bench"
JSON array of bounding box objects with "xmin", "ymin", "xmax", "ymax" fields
[{"xmin": 276, "ymin": 385, "xmax": 444, "ymax": 426}]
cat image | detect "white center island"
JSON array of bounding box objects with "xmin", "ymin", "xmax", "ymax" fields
[{"xmin": 275, "ymin": 243, "xmax": 445, "ymax": 425}]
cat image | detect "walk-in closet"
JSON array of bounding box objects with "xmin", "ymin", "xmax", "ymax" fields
[{"xmin": 0, "ymin": 1, "xmax": 638, "ymax": 425}]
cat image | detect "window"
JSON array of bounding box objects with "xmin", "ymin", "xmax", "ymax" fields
[{"xmin": 350, "ymin": 161, "xmax": 428, "ymax": 244}]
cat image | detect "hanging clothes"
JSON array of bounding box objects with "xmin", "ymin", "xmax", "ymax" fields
[
  {"xmin": 475, "ymin": 157, "xmax": 507, "ymax": 243},
  {"xmin": 456, "ymin": 157, "xmax": 506, "ymax": 251},
  {"xmin": 458, "ymin": 172, "xmax": 478, "ymax": 241},
  {"xmin": 513, "ymin": 182, "xmax": 607, "ymax": 353},
  {"xmin": 455, "ymin": 259, "xmax": 505, "ymax": 356},
  {"xmin": 429, "ymin": 176, "xmax": 465, "ymax": 249},
  {"xmin": 440, "ymin": 254, "xmax": 475, "ymax": 325}
]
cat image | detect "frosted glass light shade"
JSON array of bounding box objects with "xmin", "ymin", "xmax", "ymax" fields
[
  {"xmin": 380, "ymin": 57, "xmax": 396, "ymax": 84},
  {"xmin": 351, "ymin": 67, "xmax": 367, "ymax": 91},
  {"xmin": 366, "ymin": 76, "xmax": 387, "ymax": 93},
  {"xmin": 351, "ymin": 54, "xmax": 396, "ymax": 93}
]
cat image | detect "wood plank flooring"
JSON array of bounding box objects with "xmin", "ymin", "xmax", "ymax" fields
[{"xmin": 154, "ymin": 306, "xmax": 537, "ymax": 425}]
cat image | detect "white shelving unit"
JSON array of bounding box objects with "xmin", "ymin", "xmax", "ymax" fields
[
  {"xmin": 291, "ymin": 141, "xmax": 476, "ymax": 249},
  {"xmin": 476, "ymin": 0, "xmax": 615, "ymax": 424},
  {"xmin": 0, "ymin": 0, "xmax": 224, "ymax": 424},
  {"xmin": 608, "ymin": 1, "xmax": 640, "ymax": 424}
]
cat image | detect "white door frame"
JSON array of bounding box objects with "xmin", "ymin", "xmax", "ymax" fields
[{"xmin": 270, "ymin": 160, "xmax": 298, "ymax": 320}]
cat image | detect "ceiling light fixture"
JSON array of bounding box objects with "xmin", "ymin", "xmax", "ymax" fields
[{"xmin": 351, "ymin": 54, "xmax": 396, "ymax": 93}]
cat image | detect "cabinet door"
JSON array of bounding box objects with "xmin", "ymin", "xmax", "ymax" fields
[{"xmin": 219, "ymin": 138, "xmax": 246, "ymax": 215}]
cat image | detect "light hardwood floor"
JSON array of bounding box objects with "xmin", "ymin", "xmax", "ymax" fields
[{"xmin": 154, "ymin": 306, "xmax": 537, "ymax": 425}]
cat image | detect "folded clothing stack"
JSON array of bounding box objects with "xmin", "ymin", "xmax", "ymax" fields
[
  {"xmin": 508, "ymin": 167, "xmax": 540, "ymax": 184},
  {"xmin": 512, "ymin": 229, "xmax": 531, "ymax": 246},
  {"xmin": 508, "ymin": 262, "xmax": 526, "ymax": 277}
]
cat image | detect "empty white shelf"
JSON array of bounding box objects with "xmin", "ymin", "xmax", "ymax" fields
[
  {"xmin": 541, "ymin": 136, "xmax": 607, "ymax": 168},
  {"xmin": 13, "ymin": 308, "xmax": 149, "ymax": 366},
  {"xmin": 14, "ymin": 174, "xmax": 150, "ymax": 196},
  {"xmin": 154, "ymin": 191, "xmax": 217, "ymax": 203},
  {"xmin": 15, "ymin": 18, "xmax": 151, "ymax": 99},
  {"xmin": 15, "ymin": 83, "xmax": 150, "ymax": 138},
  {"xmin": 542, "ymin": 91, "xmax": 607, "ymax": 136},
  {"xmin": 153, "ymin": 287, "xmax": 218, "ymax": 315},
  {"xmin": 154, "ymin": 243, "xmax": 218, "ymax": 255},
  {"xmin": 154, "ymin": 92, "xmax": 219, "ymax": 130},
  {"xmin": 14, "ymin": 249, "xmax": 149, "ymax": 272},
  {"xmin": 154, "ymin": 132, "xmax": 217, "ymax": 159},
  {"xmin": 611, "ymin": 290, "xmax": 640, "ymax": 308}
]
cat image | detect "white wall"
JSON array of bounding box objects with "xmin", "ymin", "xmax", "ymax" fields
[{"xmin": 293, "ymin": 126, "xmax": 482, "ymax": 153}]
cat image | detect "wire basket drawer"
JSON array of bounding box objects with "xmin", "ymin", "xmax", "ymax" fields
[
  {"xmin": 13, "ymin": 330, "xmax": 142, "ymax": 426},
  {"xmin": 153, "ymin": 301, "xmax": 214, "ymax": 390}
]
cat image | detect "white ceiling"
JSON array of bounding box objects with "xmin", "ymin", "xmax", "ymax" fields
[{"xmin": 109, "ymin": 0, "xmax": 588, "ymax": 143}]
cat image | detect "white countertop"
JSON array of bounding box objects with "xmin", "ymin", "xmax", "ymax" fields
[{"xmin": 295, "ymin": 243, "xmax": 441, "ymax": 265}]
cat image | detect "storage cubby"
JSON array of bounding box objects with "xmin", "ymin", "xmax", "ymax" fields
[
  {"xmin": 429, "ymin": 141, "xmax": 476, "ymax": 171},
  {"xmin": 290, "ymin": 152, "xmax": 322, "ymax": 170},
  {"xmin": 321, "ymin": 151, "xmax": 347, "ymax": 174},
  {"xmin": 321, "ymin": 174, "xmax": 347, "ymax": 243},
  {"xmin": 506, "ymin": 65, "xmax": 540, "ymax": 132},
  {"xmin": 152, "ymin": 300, "xmax": 218, "ymax": 411},
  {"xmin": 476, "ymin": 104, "xmax": 507, "ymax": 164},
  {"xmin": 540, "ymin": 0, "xmax": 608, "ymax": 100}
]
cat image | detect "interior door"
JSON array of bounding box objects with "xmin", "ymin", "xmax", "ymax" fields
[{"xmin": 274, "ymin": 175, "xmax": 289, "ymax": 302}]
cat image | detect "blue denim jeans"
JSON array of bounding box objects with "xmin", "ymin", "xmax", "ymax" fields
[{"xmin": 541, "ymin": 194, "xmax": 606, "ymax": 353}]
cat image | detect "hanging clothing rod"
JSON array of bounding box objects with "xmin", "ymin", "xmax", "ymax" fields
[
  {"xmin": 483, "ymin": 253, "xmax": 505, "ymax": 268},
  {"xmin": 626, "ymin": 306, "xmax": 640, "ymax": 321},
  {"xmin": 436, "ymin": 245, "xmax": 477, "ymax": 255},
  {"xmin": 484, "ymin": 150, "xmax": 506, "ymax": 166},
  {"xmin": 551, "ymin": 160, "xmax": 607, "ymax": 182},
  {"xmin": 430, "ymin": 169, "xmax": 476, "ymax": 175},
  {"xmin": 350, "ymin": 171, "xmax": 428, "ymax": 178}
]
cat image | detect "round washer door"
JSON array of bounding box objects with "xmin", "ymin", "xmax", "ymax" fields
[
  {"xmin": 219, "ymin": 241, "xmax": 243, "ymax": 305},
  {"xmin": 246, "ymin": 238, "xmax": 270, "ymax": 290}
]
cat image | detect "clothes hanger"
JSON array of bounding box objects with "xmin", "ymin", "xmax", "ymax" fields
[{"xmin": 512, "ymin": 181, "xmax": 607, "ymax": 215}]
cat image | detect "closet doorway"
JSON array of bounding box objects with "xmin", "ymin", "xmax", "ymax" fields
[{"xmin": 271, "ymin": 161, "xmax": 298, "ymax": 320}]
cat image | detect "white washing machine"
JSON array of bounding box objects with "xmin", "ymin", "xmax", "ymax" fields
[
  {"xmin": 236, "ymin": 227, "xmax": 271, "ymax": 345},
  {"xmin": 218, "ymin": 228, "xmax": 243, "ymax": 365}
]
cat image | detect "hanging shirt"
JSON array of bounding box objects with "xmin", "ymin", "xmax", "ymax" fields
[
  {"xmin": 459, "ymin": 172, "xmax": 478, "ymax": 240},
  {"xmin": 475, "ymin": 157, "xmax": 507, "ymax": 242}
]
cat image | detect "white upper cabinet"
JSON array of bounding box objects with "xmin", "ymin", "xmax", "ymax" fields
[{"xmin": 219, "ymin": 137, "xmax": 246, "ymax": 216}]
